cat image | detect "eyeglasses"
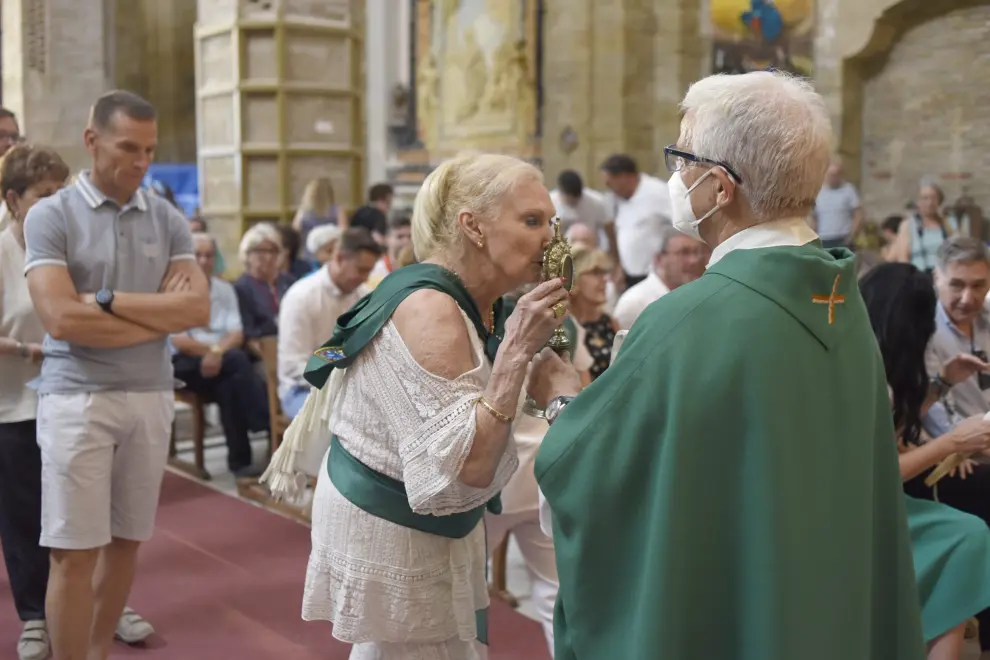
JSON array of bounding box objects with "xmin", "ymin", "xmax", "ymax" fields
[{"xmin": 663, "ymin": 145, "xmax": 742, "ymax": 184}]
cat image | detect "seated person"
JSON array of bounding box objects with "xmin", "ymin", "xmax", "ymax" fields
[
  {"xmin": 278, "ymin": 228, "xmax": 381, "ymax": 418},
  {"xmin": 366, "ymin": 214, "xmax": 412, "ymax": 288},
  {"xmin": 306, "ymin": 224, "xmax": 341, "ymax": 267},
  {"xmin": 172, "ymin": 233, "xmax": 269, "ymax": 477},
  {"xmin": 234, "ymin": 222, "xmax": 296, "ymax": 341},
  {"xmin": 862, "ymin": 262, "xmax": 990, "ymax": 659},
  {"xmin": 925, "ymin": 237, "xmax": 990, "ymax": 433}
]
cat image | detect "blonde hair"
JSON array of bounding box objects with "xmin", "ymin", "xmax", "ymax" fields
[
  {"xmin": 298, "ymin": 178, "xmax": 335, "ymax": 217},
  {"xmin": 238, "ymin": 222, "xmax": 282, "ymax": 264},
  {"xmin": 571, "ymin": 244, "xmax": 612, "ymax": 279},
  {"xmin": 411, "ymin": 152, "xmax": 543, "ymax": 260}
]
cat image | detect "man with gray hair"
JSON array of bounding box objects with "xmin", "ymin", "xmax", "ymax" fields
[
  {"xmin": 532, "ymin": 71, "xmax": 926, "ymax": 659},
  {"xmin": 925, "ymin": 237, "xmax": 990, "ymax": 432},
  {"xmin": 612, "ymin": 225, "xmax": 707, "ymax": 329}
]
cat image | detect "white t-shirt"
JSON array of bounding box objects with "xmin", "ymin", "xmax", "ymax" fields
[
  {"xmin": 549, "ymin": 188, "xmax": 611, "ymax": 233},
  {"xmin": 0, "ymin": 228, "xmax": 45, "ymax": 422},
  {"xmin": 609, "ymin": 174, "xmax": 672, "ymax": 277},
  {"xmin": 612, "ymin": 271, "xmax": 671, "ymax": 330}
]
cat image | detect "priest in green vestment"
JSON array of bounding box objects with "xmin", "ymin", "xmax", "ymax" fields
[{"xmin": 531, "ymin": 71, "xmax": 927, "ymax": 660}]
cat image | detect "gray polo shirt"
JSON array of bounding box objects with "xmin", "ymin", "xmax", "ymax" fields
[
  {"xmin": 23, "ymin": 172, "xmax": 195, "ymax": 394},
  {"xmin": 923, "ymin": 302, "xmax": 990, "ymax": 435}
]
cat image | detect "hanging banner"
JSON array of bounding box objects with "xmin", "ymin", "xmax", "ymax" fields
[{"xmin": 710, "ymin": 0, "xmax": 816, "ymax": 76}]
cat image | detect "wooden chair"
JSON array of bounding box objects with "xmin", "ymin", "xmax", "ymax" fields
[
  {"xmin": 488, "ymin": 536, "xmax": 519, "ymax": 608},
  {"xmin": 237, "ymin": 336, "xmax": 312, "ymax": 524},
  {"xmin": 256, "ymin": 336, "xmax": 291, "ymax": 456},
  {"xmin": 168, "ymin": 389, "xmax": 212, "ymax": 481}
]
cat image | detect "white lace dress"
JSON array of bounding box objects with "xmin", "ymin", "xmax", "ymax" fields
[{"xmin": 302, "ymin": 310, "xmax": 518, "ymax": 655}]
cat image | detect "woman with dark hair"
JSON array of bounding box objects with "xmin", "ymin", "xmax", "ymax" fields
[{"xmin": 861, "ymin": 262, "xmax": 990, "ymax": 660}]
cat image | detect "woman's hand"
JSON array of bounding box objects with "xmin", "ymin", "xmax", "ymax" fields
[
  {"xmin": 528, "ymin": 347, "xmax": 583, "ymax": 409},
  {"xmin": 502, "ymin": 278, "xmax": 569, "ymax": 357},
  {"xmin": 940, "ymin": 353, "xmax": 990, "ymax": 386},
  {"xmin": 948, "ymin": 458, "xmax": 979, "ymax": 480},
  {"xmin": 937, "ymin": 414, "xmax": 990, "ymax": 455}
]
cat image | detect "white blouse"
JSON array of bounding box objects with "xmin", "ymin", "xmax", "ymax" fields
[{"xmin": 303, "ymin": 309, "xmax": 519, "ymax": 645}]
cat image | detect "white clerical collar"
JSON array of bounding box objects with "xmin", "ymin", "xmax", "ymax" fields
[{"xmin": 706, "ymin": 218, "xmax": 818, "ymax": 268}]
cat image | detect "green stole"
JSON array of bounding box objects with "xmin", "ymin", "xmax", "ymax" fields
[{"xmin": 304, "ymin": 262, "xmax": 504, "ymax": 645}]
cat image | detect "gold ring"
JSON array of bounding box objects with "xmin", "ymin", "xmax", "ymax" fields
[{"xmin": 553, "ymin": 302, "xmax": 566, "ymax": 319}]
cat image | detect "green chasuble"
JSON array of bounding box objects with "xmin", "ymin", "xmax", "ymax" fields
[
  {"xmin": 303, "ymin": 262, "xmax": 504, "ymax": 644},
  {"xmin": 535, "ymin": 243, "xmax": 926, "ymax": 660}
]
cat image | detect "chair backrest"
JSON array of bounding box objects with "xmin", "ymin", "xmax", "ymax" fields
[{"xmin": 256, "ymin": 336, "xmax": 288, "ymax": 450}]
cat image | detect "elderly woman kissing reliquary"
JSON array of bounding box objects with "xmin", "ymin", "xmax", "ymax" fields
[{"xmin": 263, "ymin": 151, "xmax": 578, "ymax": 659}]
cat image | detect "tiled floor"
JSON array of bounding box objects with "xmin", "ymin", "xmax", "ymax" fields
[
  {"xmin": 171, "ymin": 403, "xmax": 543, "ymax": 624},
  {"xmin": 173, "ymin": 404, "xmax": 986, "ymax": 658}
]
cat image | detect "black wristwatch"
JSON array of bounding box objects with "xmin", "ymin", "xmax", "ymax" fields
[
  {"xmin": 545, "ymin": 395, "xmax": 575, "ymax": 426},
  {"xmin": 930, "ymin": 373, "xmax": 950, "ymax": 399},
  {"xmin": 95, "ymin": 288, "xmax": 115, "ymax": 314}
]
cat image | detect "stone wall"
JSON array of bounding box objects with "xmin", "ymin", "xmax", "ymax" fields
[
  {"xmin": 859, "ymin": 4, "xmax": 990, "ymax": 217},
  {"xmin": 540, "ymin": 0, "xmax": 705, "ymax": 186}
]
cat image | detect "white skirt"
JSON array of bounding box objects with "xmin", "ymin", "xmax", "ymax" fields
[{"xmin": 302, "ymin": 457, "xmax": 490, "ymax": 646}]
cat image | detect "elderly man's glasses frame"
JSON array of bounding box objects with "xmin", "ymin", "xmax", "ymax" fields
[{"xmin": 663, "ymin": 145, "xmax": 743, "ymax": 185}]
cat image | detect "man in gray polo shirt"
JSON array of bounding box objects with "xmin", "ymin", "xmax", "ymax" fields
[{"xmin": 23, "ymin": 91, "xmax": 209, "ymax": 660}]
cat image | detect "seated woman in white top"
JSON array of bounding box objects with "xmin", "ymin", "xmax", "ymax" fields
[{"xmin": 263, "ymin": 152, "xmax": 574, "ymax": 659}]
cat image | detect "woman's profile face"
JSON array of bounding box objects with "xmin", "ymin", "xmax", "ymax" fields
[{"xmin": 479, "ymin": 177, "xmax": 555, "ymax": 291}]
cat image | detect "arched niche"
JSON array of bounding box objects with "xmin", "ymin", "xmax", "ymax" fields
[{"xmin": 839, "ymin": 0, "xmax": 990, "ymax": 214}]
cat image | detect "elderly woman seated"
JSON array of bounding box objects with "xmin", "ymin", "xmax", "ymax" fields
[{"xmin": 233, "ymin": 222, "xmax": 297, "ymax": 341}]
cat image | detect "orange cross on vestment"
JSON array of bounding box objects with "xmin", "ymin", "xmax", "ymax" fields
[{"xmin": 812, "ymin": 274, "xmax": 846, "ymax": 325}]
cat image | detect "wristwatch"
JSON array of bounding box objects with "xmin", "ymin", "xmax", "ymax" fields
[
  {"xmin": 930, "ymin": 373, "xmax": 950, "ymax": 399},
  {"xmin": 95, "ymin": 288, "xmax": 115, "ymax": 314},
  {"xmin": 545, "ymin": 395, "xmax": 575, "ymax": 426}
]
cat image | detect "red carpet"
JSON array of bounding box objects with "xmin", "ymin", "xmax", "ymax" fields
[{"xmin": 0, "ymin": 472, "xmax": 550, "ymax": 659}]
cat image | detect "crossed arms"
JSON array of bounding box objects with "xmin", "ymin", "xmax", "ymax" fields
[{"xmin": 27, "ymin": 259, "xmax": 210, "ymax": 349}]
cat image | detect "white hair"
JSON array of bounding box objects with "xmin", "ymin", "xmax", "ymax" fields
[
  {"xmin": 411, "ymin": 152, "xmax": 543, "ymax": 260},
  {"xmin": 306, "ymin": 223, "xmax": 342, "ymax": 256},
  {"xmin": 679, "ymin": 71, "xmax": 832, "ymax": 221},
  {"xmin": 238, "ymin": 222, "xmax": 282, "ymax": 264}
]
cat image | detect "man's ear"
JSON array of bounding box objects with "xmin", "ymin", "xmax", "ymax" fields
[
  {"xmin": 712, "ymin": 167, "xmax": 735, "ymax": 207},
  {"xmin": 5, "ymin": 190, "xmax": 18, "ymax": 218}
]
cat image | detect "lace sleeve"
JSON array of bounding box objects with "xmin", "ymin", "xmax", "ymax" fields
[{"xmin": 399, "ymin": 391, "xmax": 519, "ymax": 517}]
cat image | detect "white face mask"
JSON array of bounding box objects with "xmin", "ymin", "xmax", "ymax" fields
[{"xmin": 668, "ymin": 169, "xmax": 723, "ymax": 242}]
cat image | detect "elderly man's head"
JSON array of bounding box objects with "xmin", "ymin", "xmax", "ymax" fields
[
  {"xmin": 192, "ymin": 232, "xmax": 218, "ymax": 278},
  {"xmin": 934, "ymin": 237, "xmax": 990, "ymax": 329},
  {"xmin": 824, "ymin": 158, "xmax": 844, "ymax": 189},
  {"xmin": 667, "ymin": 71, "xmax": 831, "ymax": 246},
  {"xmin": 653, "ymin": 226, "xmax": 708, "ymax": 289},
  {"xmin": 566, "ymin": 222, "xmax": 599, "ymax": 249}
]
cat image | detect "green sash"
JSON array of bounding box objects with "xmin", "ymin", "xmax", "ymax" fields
[
  {"xmin": 307, "ymin": 263, "xmax": 505, "ymax": 645},
  {"xmin": 304, "ymin": 262, "xmax": 507, "ymax": 388}
]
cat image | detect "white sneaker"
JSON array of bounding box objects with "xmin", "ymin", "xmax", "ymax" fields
[
  {"xmin": 17, "ymin": 620, "xmax": 49, "ymax": 660},
  {"xmin": 114, "ymin": 607, "xmax": 154, "ymax": 644}
]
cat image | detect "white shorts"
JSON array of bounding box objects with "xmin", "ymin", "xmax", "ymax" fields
[{"xmin": 36, "ymin": 391, "xmax": 174, "ymax": 550}]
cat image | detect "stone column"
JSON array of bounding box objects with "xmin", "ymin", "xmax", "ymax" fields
[
  {"xmin": 2, "ymin": 0, "xmax": 113, "ymax": 171},
  {"xmin": 541, "ymin": 0, "xmax": 705, "ymax": 185},
  {"xmin": 364, "ymin": 0, "xmax": 389, "ymax": 187},
  {"xmin": 194, "ymin": 0, "xmax": 366, "ymax": 269}
]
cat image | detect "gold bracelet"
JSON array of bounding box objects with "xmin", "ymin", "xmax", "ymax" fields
[{"xmin": 477, "ymin": 396, "xmax": 513, "ymax": 424}]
